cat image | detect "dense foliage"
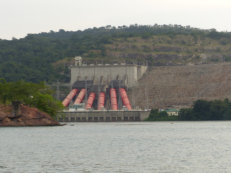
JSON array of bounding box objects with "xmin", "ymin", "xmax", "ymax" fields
[
  {"xmin": 146, "ymin": 109, "xmax": 178, "ymax": 121},
  {"xmin": 178, "ymin": 99, "xmax": 231, "ymax": 120},
  {"xmin": 0, "ymin": 79, "xmax": 63, "ymax": 117},
  {"xmin": 1, "ymin": 24, "xmax": 231, "ymax": 83},
  {"xmin": 147, "ymin": 99, "xmax": 231, "ymax": 121}
]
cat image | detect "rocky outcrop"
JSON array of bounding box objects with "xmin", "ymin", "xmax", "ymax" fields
[{"xmin": 0, "ymin": 104, "xmax": 60, "ymax": 126}]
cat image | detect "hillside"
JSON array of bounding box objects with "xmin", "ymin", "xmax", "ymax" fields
[
  {"xmin": 104, "ymin": 34, "xmax": 231, "ymax": 66},
  {"xmin": 131, "ymin": 62, "xmax": 231, "ymax": 109},
  {"xmin": 1, "ymin": 24, "xmax": 231, "ymax": 83}
]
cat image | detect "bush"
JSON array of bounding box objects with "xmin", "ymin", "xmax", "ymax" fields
[
  {"xmin": 146, "ymin": 109, "xmax": 178, "ymax": 121},
  {"xmin": 178, "ymin": 99, "xmax": 231, "ymax": 120}
]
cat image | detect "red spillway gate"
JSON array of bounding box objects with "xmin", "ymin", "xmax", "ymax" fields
[
  {"xmin": 85, "ymin": 92, "xmax": 96, "ymax": 109},
  {"xmin": 97, "ymin": 92, "xmax": 105, "ymax": 110},
  {"xmin": 74, "ymin": 89, "xmax": 86, "ymax": 104},
  {"xmin": 62, "ymin": 89, "xmax": 78, "ymax": 107},
  {"xmin": 110, "ymin": 88, "xmax": 118, "ymax": 110},
  {"xmin": 119, "ymin": 88, "xmax": 132, "ymax": 110}
]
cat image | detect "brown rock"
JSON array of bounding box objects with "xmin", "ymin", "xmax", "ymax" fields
[{"xmin": 0, "ymin": 104, "xmax": 60, "ymax": 127}]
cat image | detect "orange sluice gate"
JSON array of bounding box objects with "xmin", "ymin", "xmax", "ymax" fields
[
  {"xmin": 62, "ymin": 89, "xmax": 78, "ymax": 107},
  {"xmin": 119, "ymin": 88, "xmax": 132, "ymax": 110},
  {"xmin": 97, "ymin": 92, "xmax": 105, "ymax": 110},
  {"xmin": 110, "ymin": 88, "xmax": 118, "ymax": 110},
  {"xmin": 74, "ymin": 89, "xmax": 86, "ymax": 104},
  {"xmin": 85, "ymin": 92, "xmax": 96, "ymax": 109}
]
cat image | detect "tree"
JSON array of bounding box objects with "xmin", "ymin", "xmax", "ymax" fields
[
  {"xmin": 0, "ymin": 80, "xmax": 63, "ymax": 118},
  {"xmin": 146, "ymin": 109, "xmax": 177, "ymax": 121}
]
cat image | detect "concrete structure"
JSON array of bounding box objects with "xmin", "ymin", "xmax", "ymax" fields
[
  {"xmin": 70, "ymin": 57, "xmax": 147, "ymax": 88},
  {"xmin": 57, "ymin": 110, "xmax": 150, "ymax": 122},
  {"xmin": 58, "ymin": 57, "xmax": 150, "ymax": 122},
  {"xmin": 165, "ymin": 109, "xmax": 179, "ymax": 116}
]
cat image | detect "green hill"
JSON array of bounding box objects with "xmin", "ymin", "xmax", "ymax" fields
[{"xmin": 1, "ymin": 24, "xmax": 231, "ymax": 83}]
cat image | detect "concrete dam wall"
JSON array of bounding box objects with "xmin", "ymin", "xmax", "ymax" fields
[
  {"xmin": 62, "ymin": 57, "xmax": 148, "ymax": 111},
  {"xmin": 71, "ymin": 64, "xmax": 147, "ymax": 88}
]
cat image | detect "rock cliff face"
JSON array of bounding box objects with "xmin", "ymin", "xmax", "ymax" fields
[
  {"xmin": 131, "ymin": 62, "xmax": 231, "ymax": 109},
  {"xmin": 0, "ymin": 104, "xmax": 60, "ymax": 126}
]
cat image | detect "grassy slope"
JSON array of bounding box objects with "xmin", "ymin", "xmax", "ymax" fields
[{"xmin": 101, "ymin": 35, "xmax": 231, "ymax": 66}]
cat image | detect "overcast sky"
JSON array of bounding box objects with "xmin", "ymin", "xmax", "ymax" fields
[{"xmin": 0, "ymin": 0, "xmax": 231, "ymax": 40}]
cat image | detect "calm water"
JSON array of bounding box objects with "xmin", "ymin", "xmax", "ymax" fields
[{"xmin": 1, "ymin": 122, "xmax": 231, "ymax": 173}]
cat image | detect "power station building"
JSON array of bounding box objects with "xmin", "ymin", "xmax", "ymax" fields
[{"xmin": 58, "ymin": 57, "xmax": 150, "ymax": 122}]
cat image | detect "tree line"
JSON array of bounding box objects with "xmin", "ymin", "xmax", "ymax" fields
[
  {"xmin": 147, "ymin": 99, "xmax": 231, "ymax": 121},
  {"xmin": 179, "ymin": 99, "xmax": 231, "ymax": 120}
]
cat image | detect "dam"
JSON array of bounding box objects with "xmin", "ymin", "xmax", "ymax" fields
[
  {"xmin": 70, "ymin": 57, "xmax": 147, "ymax": 88},
  {"xmin": 57, "ymin": 56, "xmax": 150, "ymax": 122}
]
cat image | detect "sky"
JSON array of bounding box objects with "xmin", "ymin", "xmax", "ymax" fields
[{"xmin": 0, "ymin": 0, "xmax": 231, "ymax": 40}]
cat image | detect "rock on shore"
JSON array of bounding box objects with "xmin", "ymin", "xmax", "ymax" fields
[{"xmin": 0, "ymin": 104, "xmax": 60, "ymax": 126}]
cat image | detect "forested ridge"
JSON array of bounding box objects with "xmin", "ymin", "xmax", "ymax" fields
[{"xmin": 1, "ymin": 24, "xmax": 231, "ymax": 83}]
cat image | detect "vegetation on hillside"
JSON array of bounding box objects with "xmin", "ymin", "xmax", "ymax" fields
[
  {"xmin": 0, "ymin": 79, "xmax": 63, "ymax": 117},
  {"xmin": 1, "ymin": 24, "xmax": 231, "ymax": 83}
]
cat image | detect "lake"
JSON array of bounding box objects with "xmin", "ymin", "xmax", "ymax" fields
[{"xmin": 1, "ymin": 122, "xmax": 231, "ymax": 173}]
